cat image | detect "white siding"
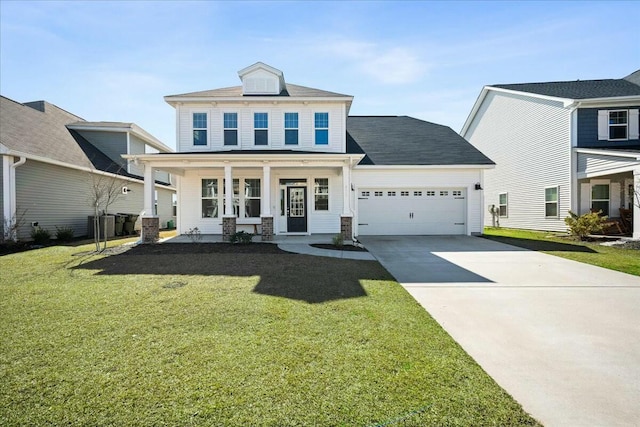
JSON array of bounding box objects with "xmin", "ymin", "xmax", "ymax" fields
[
  {"xmin": 465, "ymin": 91, "xmax": 572, "ymax": 232},
  {"xmin": 351, "ymin": 168, "xmax": 484, "ymax": 234},
  {"xmin": 176, "ymin": 103, "xmax": 346, "ymax": 154},
  {"xmin": 14, "ymin": 160, "xmax": 174, "ymax": 240},
  {"xmin": 0, "ymin": 159, "xmax": 4, "ymax": 237},
  {"xmin": 577, "ymin": 153, "xmax": 639, "ymax": 176},
  {"xmin": 128, "ymin": 134, "xmax": 146, "ymax": 177}
]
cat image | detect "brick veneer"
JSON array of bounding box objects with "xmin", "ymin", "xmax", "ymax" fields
[
  {"xmin": 261, "ymin": 216, "xmax": 274, "ymax": 241},
  {"xmin": 222, "ymin": 216, "xmax": 236, "ymax": 241},
  {"xmin": 141, "ymin": 217, "xmax": 159, "ymax": 243},
  {"xmin": 340, "ymin": 215, "xmax": 353, "ymax": 240}
]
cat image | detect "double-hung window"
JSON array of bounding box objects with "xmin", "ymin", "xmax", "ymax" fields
[
  {"xmin": 193, "ymin": 113, "xmax": 207, "ymax": 146},
  {"xmin": 201, "ymin": 179, "xmax": 219, "ymax": 218},
  {"xmin": 315, "ymin": 112, "xmax": 329, "ymax": 145},
  {"xmin": 244, "ymin": 179, "xmax": 261, "ymax": 218},
  {"xmin": 254, "ymin": 113, "xmax": 268, "ymax": 145},
  {"xmin": 598, "ymin": 109, "xmax": 639, "ymax": 141},
  {"xmin": 284, "ymin": 113, "xmax": 298, "ymax": 145},
  {"xmin": 545, "ymin": 186, "xmax": 559, "ymax": 217},
  {"xmin": 314, "ymin": 178, "xmax": 329, "ymax": 211},
  {"xmin": 224, "ymin": 113, "xmax": 238, "ymax": 146},
  {"xmin": 498, "ymin": 193, "xmax": 508, "ymax": 217},
  {"xmin": 591, "ymin": 184, "xmax": 610, "ymax": 216}
]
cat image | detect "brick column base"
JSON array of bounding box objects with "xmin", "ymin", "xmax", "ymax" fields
[
  {"xmin": 222, "ymin": 216, "xmax": 236, "ymax": 242},
  {"xmin": 141, "ymin": 217, "xmax": 159, "ymax": 243},
  {"xmin": 261, "ymin": 216, "xmax": 274, "ymax": 241},
  {"xmin": 340, "ymin": 215, "xmax": 353, "ymax": 240}
]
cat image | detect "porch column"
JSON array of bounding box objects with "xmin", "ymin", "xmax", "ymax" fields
[
  {"xmin": 141, "ymin": 163, "xmax": 159, "ymax": 243},
  {"xmin": 340, "ymin": 164, "xmax": 353, "ymax": 240},
  {"xmin": 223, "ymin": 164, "xmax": 236, "ymax": 240},
  {"xmin": 634, "ymin": 168, "xmax": 640, "ymax": 240},
  {"xmin": 261, "ymin": 165, "xmax": 273, "ymax": 241}
]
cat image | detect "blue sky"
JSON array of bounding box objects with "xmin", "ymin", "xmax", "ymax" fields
[{"xmin": 1, "ymin": 1, "xmax": 639, "ymax": 149}]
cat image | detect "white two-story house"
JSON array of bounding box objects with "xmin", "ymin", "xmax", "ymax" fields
[
  {"xmin": 127, "ymin": 62, "xmax": 494, "ymax": 242},
  {"xmin": 462, "ymin": 70, "xmax": 640, "ymax": 239}
]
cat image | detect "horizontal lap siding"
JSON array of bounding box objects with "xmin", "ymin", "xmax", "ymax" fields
[
  {"xmin": 77, "ymin": 130, "xmax": 127, "ymax": 169},
  {"xmin": 351, "ymin": 168, "xmax": 483, "ymax": 233},
  {"xmin": 177, "ymin": 103, "xmax": 344, "ymax": 153},
  {"xmin": 0, "ymin": 160, "xmax": 4, "ymax": 237},
  {"xmin": 14, "ymin": 160, "xmax": 174, "ymax": 240},
  {"xmin": 465, "ymin": 92, "xmax": 572, "ymax": 232},
  {"xmin": 128, "ymin": 135, "xmax": 146, "ymax": 177},
  {"xmin": 577, "ymin": 153, "xmax": 639, "ymax": 175}
]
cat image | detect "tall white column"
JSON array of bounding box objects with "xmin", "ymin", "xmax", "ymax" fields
[
  {"xmin": 342, "ymin": 164, "xmax": 351, "ymax": 215},
  {"xmin": 262, "ymin": 165, "xmax": 271, "ymax": 216},
  {"xmin": 224, "ymin": 165, "xmax": 234, "ymax": 216},
  {"xmin": 633, "ymin": 168, "xmax": 640, "ymax": 240},
  {"xmin": 143, "ymin": 163, "xmax": 155, "ymax": 217}
]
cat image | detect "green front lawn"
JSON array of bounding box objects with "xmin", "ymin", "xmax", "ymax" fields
[
  {"xmin": 0, "ymin": 242, "xmax": 539, "ymax": 426},
  {"xmin": 483, "ymin": 227, "xmax": 640, "ymax": 276}
]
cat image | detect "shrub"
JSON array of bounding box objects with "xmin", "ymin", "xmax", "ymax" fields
[
  {"xmin": 185, "ymin": 227, "xmax": 202, "ymax": 243},
  {"xmin": 564, "ymin": 210, "xmax": 608, "ymax": 240},
  {"xmin": 55, "ymin": 226, "xmax": 75, "ymax": 243},
  {"xmin": 229, "ymin": 230, "xmax": 253, "ymax": 244},
  {"xmin": 332, "ymin": 234, "xmax": 344, "ymax": 247},
  {"xmin": 30, "ymin": 227, "xmax": 51, "ymax": 245}
]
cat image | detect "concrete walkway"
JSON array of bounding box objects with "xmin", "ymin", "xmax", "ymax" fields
[
  {"xmin": 359, "ymin": 235, "xmax": 640, "ymax": 427},
  {"xmin": 162, "ymin": 233, "xmax": 375, "ymax": 260}
]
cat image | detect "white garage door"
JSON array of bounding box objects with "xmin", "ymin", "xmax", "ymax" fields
[{"xmin": 357, "ymin": 188, "xmax": 466, "ymax": 235}]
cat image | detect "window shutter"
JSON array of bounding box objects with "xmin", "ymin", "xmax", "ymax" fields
[
  {"xmin": 580, "ymin": 183, "xmax": 590, "ymax": 214},
  {"xmin": 597, "ymin": 110, "xmax": 608, "ymax": 140},
  {"xmin": 629, "ymin": 109, "xmax": 639, "ymax": 140}
]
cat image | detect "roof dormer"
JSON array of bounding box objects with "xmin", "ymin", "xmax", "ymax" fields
[{"xmin": 238, "ymin": 62, "xmax": 285, "ymax": 95}]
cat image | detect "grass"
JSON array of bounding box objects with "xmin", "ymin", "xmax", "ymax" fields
[
  {"xmin": 0, "ymin": 240, "xmax": 540, "ymax": 426},
  {"xmin": 483, "ymin": 227, "xmax": 640, "ymax": 276}
]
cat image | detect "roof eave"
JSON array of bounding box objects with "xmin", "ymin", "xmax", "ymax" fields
[{"xmin": 164, "ymin": 95, "xmax": 354, "ymax": 106}]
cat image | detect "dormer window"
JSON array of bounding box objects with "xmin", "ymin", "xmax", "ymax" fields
[{"xmin": 238, "ymin": 62, "xmax": 285, "ymax": 95}]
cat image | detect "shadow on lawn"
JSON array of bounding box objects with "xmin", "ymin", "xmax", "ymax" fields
[
  {"xmin": 72, "ymin": 243, "xmax": 393, "ymax": 303},
  {"xmin": 481, "ymin": 235, "xmax": 597, "ymax": 253}
]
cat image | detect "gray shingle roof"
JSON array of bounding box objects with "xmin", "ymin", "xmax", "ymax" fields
[
  {"xmin": 346, "ymin": 116, "xmax": 494, "ymax": 166},
  {"xmin": 168, "ymin": 83, "xmax": 351, "ymax": 98},
  {"xmin": 493, "ymin": 71, "xmax": 640, "ymax": 99}
]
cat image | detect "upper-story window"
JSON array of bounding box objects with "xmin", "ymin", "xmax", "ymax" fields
[
  {"xmin": 315, "ymin": 112, "xmax": 329, "ymax": 145},
  {"xmin": 284, "ymin": 113, "xmax": 298, "ymax": 145},
  {"xmin": 224, "ymin": 113, "xmax": 238, "ymax": 146},
  {"xmin": 193, "ymin": 113, "xmax": 207, "ymax": 146},
  {"xmin": 254, "ymin": 112, "xmax": 268, "ymax": 145},
  {"xmin": 598, "ymin": 109, "xmax": 639, "ymax": 141}
]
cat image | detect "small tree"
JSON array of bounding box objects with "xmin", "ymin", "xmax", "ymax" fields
[
  {"xmin": 87, "ymin": 169, "xmax": 124, "ymax": 252},
  {"xmin": 1, "ymin": 209, "xmax": 27, "ymax": 243},
  {"xmin": 564, "ymin": 210, "xmax": 608, "ymax": 240}
]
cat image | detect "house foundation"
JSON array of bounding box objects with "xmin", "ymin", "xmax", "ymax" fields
[
  {"xmin": 261, "ymin": 216, "xmax": 273, "ymax": 241},
  {"xmin": 222, "ymin": 216, "xmax": 236, "ymax": 241},
  {"xmin": 340, "ymin": 215, "xmax": 353, "ymax": 240}
]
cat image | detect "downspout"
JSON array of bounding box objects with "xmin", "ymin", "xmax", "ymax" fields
[{"xmin": 4, "ymin": 156, "xmax": 27, "ymax": 241}]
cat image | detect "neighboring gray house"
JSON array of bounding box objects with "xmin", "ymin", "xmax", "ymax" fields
[
  {"xmin": 0, "ymin": 95, "xmax": 175, "ymax": 241},
  {"xmin": 461, "ymin": 70, "xmax": 640, "ymax": 239},
  {"xmin": 126, "ymin": 62, "xmax": 494, "ymax": 242}
]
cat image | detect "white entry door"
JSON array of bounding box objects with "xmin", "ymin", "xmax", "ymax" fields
[{"xmin": 357, "ymin": 188, "xmax": 466, "ymax": 235}]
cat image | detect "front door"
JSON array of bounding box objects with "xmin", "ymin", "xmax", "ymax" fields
[{"xmin": 287, "ymin": 186, "xmax": 307, "ymax": 232}]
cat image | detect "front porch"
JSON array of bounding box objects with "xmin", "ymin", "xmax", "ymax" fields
[{"xmin": 575, "ymin": 148, "xmax": 640, "ymax": 239}]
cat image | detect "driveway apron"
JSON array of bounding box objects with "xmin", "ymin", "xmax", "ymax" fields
[{"xmin": 359, "ymin": 235, "xmax": 640, "ymax": 427}]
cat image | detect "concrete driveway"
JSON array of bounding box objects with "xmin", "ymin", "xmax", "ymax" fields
[{"xmin": 359, "ymin": 235, "xmax": 640, "ymax": 427}]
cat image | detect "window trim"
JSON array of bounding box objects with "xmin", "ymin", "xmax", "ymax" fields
[
  {"xmin": 284, "ymin": 112, "xmax": 299, "ymax": 145},
  {"xmin": 192, "ymin": 112, "xmax": 208, "ymax": 146},
  {"xmin": 254, "ymin": 112, "xmax": 269, "ymax": 146},
  {"xmin": 498, "ymin": 192, "xmax": 508, "ymax": 217},
  {"xmin": 223, "ymin": 112, "xmax": 238, "ymax": 146},
  {"xmin": 314, "ymin": 178, "xmax": 329, "ymax": 211},
  {"xmin": 544, "ymin": 186, "xmax": 559, "ymax": 218},
  {"xmin": 314, "ymin": 112, "xmax": 329, "ymax": 145},
  {"xmin": 608, "ymin": 110, "xmax": 628, "ymax": 141}
]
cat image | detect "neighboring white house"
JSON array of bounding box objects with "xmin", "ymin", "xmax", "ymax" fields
[
  {"xmin": 461, "ymin": 70, "xmax": 640, "ymax": 239},
  {"xmin": 0, "ymin": 96, "xmax": 176, "ymax": 241},
  {"xmin": 126, "ymin": 62, "xmax": 494, "ymax": 242}
]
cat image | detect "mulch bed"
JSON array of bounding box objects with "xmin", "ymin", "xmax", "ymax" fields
[
  {"xmin": 310, "ymin": 243, "xmax": 368, "ymax": 252},
  {"xmin": 129, "ymin": 242, "xmax": 288, "ymax": 255}
]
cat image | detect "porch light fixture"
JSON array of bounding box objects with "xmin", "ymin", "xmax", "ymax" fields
[{"xmin": 475, "ymin": 183, "xmax": 483, "ymax": 190}]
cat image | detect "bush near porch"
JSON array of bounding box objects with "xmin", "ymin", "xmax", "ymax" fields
[{"xmin": 0, "ymin": 241, "xmax": 539, "ymax": 426}]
